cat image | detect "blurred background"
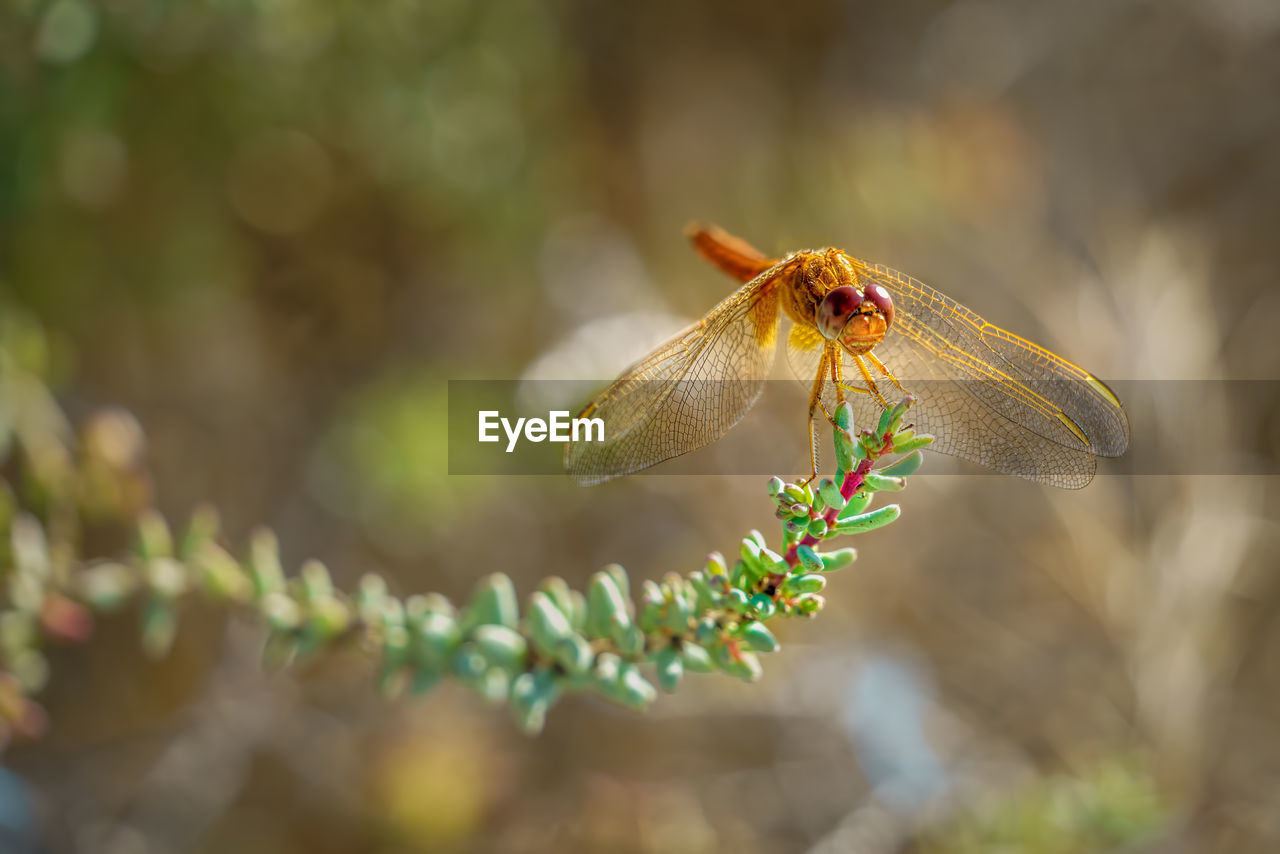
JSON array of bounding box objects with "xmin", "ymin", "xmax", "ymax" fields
[{"xmin": 2, "ymin": 0, "xmax": 1279, "ymax": 851}]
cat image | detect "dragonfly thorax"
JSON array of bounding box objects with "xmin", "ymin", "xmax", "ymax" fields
[{"xmin": 798, "ymin": 249, "xmax": 895, "ymax": 356}]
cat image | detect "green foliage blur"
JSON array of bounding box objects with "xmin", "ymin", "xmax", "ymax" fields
[{"xmin": 2, "ymin": 0, "xmax": 1279, "ymax": 852}]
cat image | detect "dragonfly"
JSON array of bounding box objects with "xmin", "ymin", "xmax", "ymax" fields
[{"xmin": 564, "ymin": 224, "xmax": 1129, "ymax": 488}]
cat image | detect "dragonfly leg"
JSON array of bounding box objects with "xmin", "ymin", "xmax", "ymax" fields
[
  {"xmin": 830, "ymin": 350, "xmax": 847, "ymax": 406},
  {"xmin": 811, "ymin": 347, "xmax": 847, "ymax": 424},
  {"xmin": 832, "ymin": 349, "xmax": 886, "ymax": 407},
  {"xmin": 836, "ymin": 382, "xmax": 874, "ymax": 398},
  {"xmin": 804, "ymin": 350, "xmax": 833, "ymax": 483},
  {"xmin": 803, "ymin": 419, "xmax": 821, "ymax": 484},
  {"xmin": 853, "ymin": 355, "xmax": 890, "ymax": 408},
  {"xmin": 866, "ymin": 351, "xmax": 911, "ymax": 397}
]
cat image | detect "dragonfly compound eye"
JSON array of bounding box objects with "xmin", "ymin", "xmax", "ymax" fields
[
  {"xmin": 863, "ymin": 282, "xmax": 895, "ymax": 328},
  {"xmin": 816, "ymin": 286, "xmax": 862, "ymax": 340}
]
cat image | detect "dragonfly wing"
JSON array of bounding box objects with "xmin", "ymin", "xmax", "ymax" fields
[
  {"xmin": 970, "ymin": 317, "xmax": 1128, "ymax": 456},
  {"xmin": 847, "ymin": 262, "xmax": 1128, "ymax": 487},
  {"xmin": 785, "ymin": 323, "xmax": 826, "ymax": 388},
  {"xmin": 789, "ymin": 314, "xmax": 1091, "ymax": 486},
  {"xmin": 837, "ymin": 340, "xmax": 1099, "ymax": 487},
  {"xmin": 565, "ymin": 267, "xmax": 783, "ymax": 484}
]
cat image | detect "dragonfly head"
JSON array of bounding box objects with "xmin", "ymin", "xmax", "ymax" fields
[{"xmin": 815, "ymin": 283, "xmax": 895, "ymax": 355}]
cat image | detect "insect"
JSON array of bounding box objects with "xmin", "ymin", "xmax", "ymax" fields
[{"xmin": 565, "ymin": 224, "xmax": 1129, "ymax": 488}]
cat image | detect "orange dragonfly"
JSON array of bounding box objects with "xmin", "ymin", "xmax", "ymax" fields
[{"xmin": 565, "ymin": 224, "xmax": 1129, "ymax": 488}]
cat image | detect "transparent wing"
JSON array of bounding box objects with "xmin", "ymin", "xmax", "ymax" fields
[
  {"xmin": 785, "ymin": 262, "xmax": 1129, "ymax": 488},
  {"xmin": 862, "ymin": 262, "xmax": 1128, "ymax": 452},
  {"xmin": 785, "ymin": 322, "xmax": 828, "ymax": 395},
  {"xmin": 565, "ymin": 267, "xmax": 783, "ymax": 484}
]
